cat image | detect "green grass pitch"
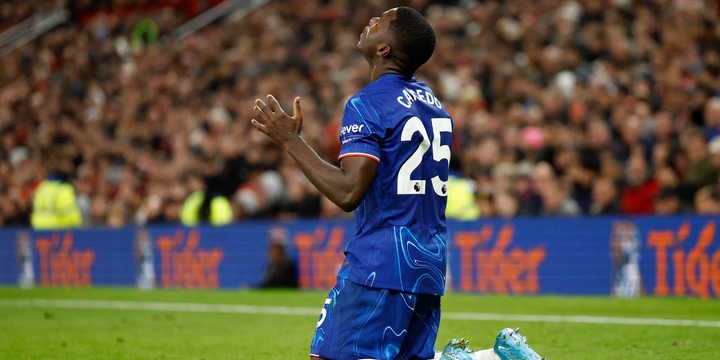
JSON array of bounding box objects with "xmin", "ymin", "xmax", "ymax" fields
[{"xmin": 1, "ymin": 287, "xmax": 718, "ymax": 359}]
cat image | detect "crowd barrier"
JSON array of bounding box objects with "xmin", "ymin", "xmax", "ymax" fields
[{"xmin": 1, "ymin": 217, "xmax": 718, "ymax": 298}]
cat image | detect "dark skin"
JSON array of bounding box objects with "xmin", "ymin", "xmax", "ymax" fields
[
  {"xmin": 253, "ymin": 9, "xmax": 427, "ymax": 359},
  {"xmin": 251, "ymin": 8, "xmax": 405, "ymax": 214}
]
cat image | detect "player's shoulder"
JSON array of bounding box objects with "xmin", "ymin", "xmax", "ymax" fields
[{"xmin": 346, "ymin": 84, "xmax": 391, "ymax": 114}]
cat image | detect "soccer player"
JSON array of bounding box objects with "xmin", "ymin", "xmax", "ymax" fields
[{"xmin": 251, "ymin": 6, "xmax": 544, "ymax": 360}]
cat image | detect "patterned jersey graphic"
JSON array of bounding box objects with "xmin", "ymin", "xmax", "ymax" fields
[{"xmin": 337, "ymin": 73, "xmax": 453, "ymax": 296}]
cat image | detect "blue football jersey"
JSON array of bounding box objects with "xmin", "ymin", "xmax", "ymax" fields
[{"xmin": 337, "ymin": 73, "xmax": 452, "ymax": 295}]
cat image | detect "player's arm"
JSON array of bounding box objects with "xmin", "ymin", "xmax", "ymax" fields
[{"xmin": 251, "ymin": 95, "xmax": 377, "ymax": 212}]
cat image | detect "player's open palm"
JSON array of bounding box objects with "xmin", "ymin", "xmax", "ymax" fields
[{"xmin": 251, "ymin": 95, "xmax": 303, "ymax": 146}]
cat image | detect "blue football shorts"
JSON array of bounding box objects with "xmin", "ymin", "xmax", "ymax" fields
[{"xmin": 310, "ymin": 277, "xmax": 441, "ymax": 360}]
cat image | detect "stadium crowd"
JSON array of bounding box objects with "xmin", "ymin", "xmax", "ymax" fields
[{"xmin": 2, "ymin": 0, "xmax": 720, "ymax": 228}]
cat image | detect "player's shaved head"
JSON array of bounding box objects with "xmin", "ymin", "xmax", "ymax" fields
[{"xmin": 389, "ymin": 6, "xmax": 436, "ymax": 76}]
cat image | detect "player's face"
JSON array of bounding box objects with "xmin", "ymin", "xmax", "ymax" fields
[{"xmin": 357, "ymin": 8, "xmax": 397, "ymax": 58}]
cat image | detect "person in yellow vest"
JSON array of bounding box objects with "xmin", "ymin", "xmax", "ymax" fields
[
  {"xmin": 445, "ymin": 157, "xmax": 481, "ymax": 220},
  {"xmin": 31, "ymin": 167, "xmax": 83, "ymax": 229},
  {"xmin": 180, "ymin": 175, "xmax": 233, "ymax": 226}
]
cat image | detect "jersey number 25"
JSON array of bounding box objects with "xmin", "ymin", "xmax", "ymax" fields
[{"xmin": 397, "ymin": 116, "xmax": 452, "ymax": 196}]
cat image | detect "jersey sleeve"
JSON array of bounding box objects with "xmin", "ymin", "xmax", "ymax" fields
[{"xmin": 338, "ymin": 96, "xmax": 381, "ymax": 163}]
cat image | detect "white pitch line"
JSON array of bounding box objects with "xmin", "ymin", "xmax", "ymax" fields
[
  {"xmin": 441, "ymin": 312, "xmax": 720, "ymax": 328},
  {"xmin": 0, "ymin": 299, "xmax": 320, "ymax": 316},
  {"xmin": 1, "ymin": 298, "xmax": 719, "ymax": 328}
]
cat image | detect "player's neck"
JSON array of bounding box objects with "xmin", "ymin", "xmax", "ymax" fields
[{"xmin": 369, "ymin": 64, "xmax": 408, "ymax": 82}]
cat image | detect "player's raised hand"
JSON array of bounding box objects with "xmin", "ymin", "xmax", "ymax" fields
[{"xmin": 251, "ymin": 95, "xmax": 303, "ymax": 146}]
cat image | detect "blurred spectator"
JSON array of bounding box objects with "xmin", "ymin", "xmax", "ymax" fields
[
  {"xmin": 568, "ymin": 149, "xmax": 601, "ymax": 214},
  {"xmin": 654, "ymin": 187, "xmax": 684, "ymax": 216},
  {"xmin": 590, "ymin": 176, "xmax": 622, "ymax": 216},
  {"xmin": 710, "ymin": 137, "xmax": 720, "ymax": 181},
  {"xmin": 512, "ymin": 163, "xmax": 537, "ymax": 216},
  {"xmin": 681, "ymin": 127, "xmax": 717, "ymax": 190},
  {"xmin": 260, "ymin": 227, "xmax": 298, "ymax": 289},
  {"xmin": 703, "ymin": 97, "xmax": 720, "ymax": 141},
  {"xmin": 30, "ymin": 158, "xmax": 82, "ymax": 229},
  {"xmin": 476, "ymin": 192, "xmax": 495, "ymax": 218},
  {"xmin": 180, "ymin": 175, "xmax": 233, "ymax": 226},
  {"xmin": 533, "ymin": 162, "xmax": 580, "ymax": 216},
  {"xmin": 3, "ymin": 0, "xmax": 720, "ymax": 226},
  {"xmin": 694, "ymin": 185, "xmax": 720, "ymax": 215},
  {"xmin": 493, "ymin": 190, "xmax": 519, "ymax": 219},
  {"xmin": 446, "ymin": 157, "xmax": 480, "ymax": 220},
  {"xmin": 539, "ymin": 180, "xmax": 581, "ymax": 217},
  {"xmin": 621, "ymin": 153, "xmax": 659, "ymax": 215},
  {"xmin": 276, "ymin": 158, "xmax": 322, "ymax": 218}
]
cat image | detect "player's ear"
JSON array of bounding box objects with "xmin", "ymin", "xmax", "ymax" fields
[{"xmin": 376, "ymin": 44, "xmax": 391, "ymax": 59}]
